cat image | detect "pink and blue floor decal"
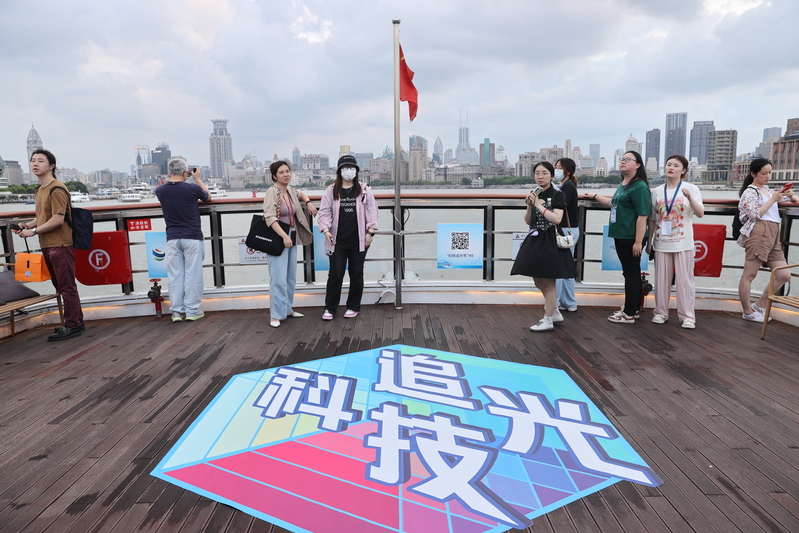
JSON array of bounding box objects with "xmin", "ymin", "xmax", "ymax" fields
[{"xmin": 152, "ymin": 345, "xmax": 662, "ymax": 532}]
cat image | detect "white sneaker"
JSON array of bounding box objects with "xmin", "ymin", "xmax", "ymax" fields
[
  {"xmin": 530, "ymin": 318, "xmax": 554, "ymax": 331},
  {"xmin": 652, "ymin": 314, "xmax": 668, "ymax": 324},
  {"xmin": 551, "ymin": 309, "xmax": 564, "ymax": 324},
  {"xmin": 557, "ymin": 302, "xmax": 577, "ymax": 312},
  {"xmin": 681, "ymin": 319, "xmax": 696, "ymax": 329},
  {"xmin": 742, "ymin": 311, "xmax": 764, "ymax": 323}
]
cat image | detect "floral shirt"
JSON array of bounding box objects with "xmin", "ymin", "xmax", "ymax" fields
[{"xmin": 736, "ymin": 185, "xmax": 777, "ymax": 248}]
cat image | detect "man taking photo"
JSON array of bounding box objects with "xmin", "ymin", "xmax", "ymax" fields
[{"xmin": 155, "ymin": 157, "xmax": 211, "ymax": 322}]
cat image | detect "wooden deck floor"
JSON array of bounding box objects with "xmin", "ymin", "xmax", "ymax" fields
[{"xmin": 1, "ymin": 304, "xmax": 798, "ymax": 533}]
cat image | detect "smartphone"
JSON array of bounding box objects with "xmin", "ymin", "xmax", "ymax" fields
[
  {"xmin": 780, "ymin": 182, "xmax": 793, "ymax": 192},
  {"xmin": 9, "ymin": 223, "xmax": 21, "ymax": 231}
]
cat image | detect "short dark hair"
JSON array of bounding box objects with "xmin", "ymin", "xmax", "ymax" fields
[
  {"xmin": 532, "ymin": 161, "xmax": 555, "ymax": 178},
  {"xmin": 665, "ymin": 154, "xmax": 690, "ymax": 179},
  {"xmin": 269, "ymin": 160, "xmax": 290, "ymax": 182},
  {"xmin": 30, "ymin": 149, "xmax": 57, "ymax": 178}
]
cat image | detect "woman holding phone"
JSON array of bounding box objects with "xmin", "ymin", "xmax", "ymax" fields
[
  {"xmin": 737, "ymin": 158, "xmax": 799, "ymax": 322},
  {"xmin": 511, "ymin": 161, "xmax": 578, "ymax": 332}
]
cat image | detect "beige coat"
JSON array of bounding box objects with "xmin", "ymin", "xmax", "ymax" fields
[{"xmin": 262, "ymin": 185, "xmax": 314, "ymax": 246}]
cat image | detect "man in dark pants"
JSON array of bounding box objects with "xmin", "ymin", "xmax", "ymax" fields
[{"xmin": 17, "ymin": 149, "xmax": 84, "ymax": 341}]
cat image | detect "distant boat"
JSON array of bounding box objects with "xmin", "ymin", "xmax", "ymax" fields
[
  {"xmin": 93, "ymin": 187, "xmax": 120, "ymax": 200},
  {"xmin": 117, "ymin": 192, "xmax": 142, "ymax": 203},
  {"xmin": 129, "ymin": 183, "xmax": 154, "ymax": 198},
  {"xmin": 70, "ymin": 191, "xmax": 91, "ymax": 203},
  {"xmin": 209, "ymin": 184, "xmax": 228, "ymax": 198}
]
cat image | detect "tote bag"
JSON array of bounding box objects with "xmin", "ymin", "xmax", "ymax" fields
[{"xmin": 245, "ymin": 215, "xmax": 290, "ymax": 256}]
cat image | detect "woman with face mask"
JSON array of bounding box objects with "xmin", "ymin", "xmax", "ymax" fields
[
  {"xmin": 317, "ymin": 155, "xmax": 379, "ymax": 320},
  {"xmin": 554, "ymin": 157, "xmax": 579, "ymax": 312}
]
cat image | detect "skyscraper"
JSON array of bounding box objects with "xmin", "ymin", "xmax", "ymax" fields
[
  {"xmin": 624, "ymin": 135, "xmax": 642, "ymax": 155},
  {"xmin": 292, "ymin": 146, "xmax": 301, "ymax": 167},
  {"xmin": 665, "ymin": 112, "xmax": 688, "ymax": 157},
  {"xmin": 763, "ymin": 127, "xmax": 782, "ymax": 142},
  {"xmin": 26, "ymin": 124, "xmax": 43, "ymax": 182},
  {"xmin": 645, "ymin": 129, "xmax": 661, "ymax": 169},
  {"xmin": 589, "ymin": 144, "xmax": 600, "ymax": 167},
  {"xmin": 479, "ymin": 138, "xmax": 495, "ymax": 167},
  {"xmin": 689, "ymin": 120, "xmax": 714, "ymax": 165},
  {"xmin": 433, "ymin": 136, "xmax": 443, "ymax": 165},
  {"xmin": 705, "ymin": 129, "xmax": 738, "ymax": 182},
  {"xmin": 209, "ymin": 119, "xmax": 233, "ymax": 180},
  {"xmin": 564, "ymin": 139, "xmax": 572, "ymax": 160},
  {"xmin": 409, "ymin": 135, "xmax": 427, "ymax": 153},
  {"xmin": 151, "ymin": 143, "xmax": 171, "ymax": 176}
]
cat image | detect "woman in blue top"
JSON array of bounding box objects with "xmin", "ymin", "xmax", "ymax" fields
[{"xmin": 584, "ymin": 151, "xmax": 650, "ymax": 324}]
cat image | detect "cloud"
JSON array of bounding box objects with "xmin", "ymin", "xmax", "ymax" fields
[{"xmin": 0, "ymin": 0, "xmax": 795, "ymax": 173}]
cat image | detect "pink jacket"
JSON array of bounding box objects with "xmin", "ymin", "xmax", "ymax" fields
[{"xmin": 317, "ymin": 184, "xmax": 378, "ymax": 253}]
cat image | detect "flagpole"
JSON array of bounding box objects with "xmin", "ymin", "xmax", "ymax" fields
[{"xmin": 392, "ymin": 18, "xmax": 403, "ymax": 309}]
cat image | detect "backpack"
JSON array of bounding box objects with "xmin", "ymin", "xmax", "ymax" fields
[
  {"xmin": 50, "ymin": 186, "xmax": 94, "ymax": 250},
  {"xmin": 731, "ymin": 207, "xmax": 743, "ymax": 240}
]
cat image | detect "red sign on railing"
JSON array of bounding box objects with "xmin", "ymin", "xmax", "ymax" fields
[{"xmin": 127, "ymin": 219, "xmax": 152, "ymax": 231}]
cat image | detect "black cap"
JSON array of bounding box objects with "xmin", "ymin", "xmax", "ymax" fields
[{"xmin": 336, "ymin": 154, "xmax": 359, "ymax": 172}]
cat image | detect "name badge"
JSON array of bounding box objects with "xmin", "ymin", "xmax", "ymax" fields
[
  {"xmin": 609, "ymin": 207, "xmax": 616, "ymax": 224},
  {"xmin": 661, "ymin": 220, "xmax": 672, "ymax": 236}
]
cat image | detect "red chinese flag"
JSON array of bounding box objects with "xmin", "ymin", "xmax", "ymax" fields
[{"xmin": 399, "ymin": 45, "xmax": 418, "ymax": 121}]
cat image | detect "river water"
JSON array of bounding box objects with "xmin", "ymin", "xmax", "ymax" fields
[{"xmin": 2, "ymin": 187, "xmax": 794, "ymax": 300}]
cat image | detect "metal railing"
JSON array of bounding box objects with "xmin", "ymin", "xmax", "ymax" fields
[{"xmin": 2, "ymin": 193, "xmax": 797, "ymax": 296}]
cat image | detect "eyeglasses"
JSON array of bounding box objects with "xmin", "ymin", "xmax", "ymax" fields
[{"xmin": 619, "ymin": 158, "xmax": 635, "ymax": 163}]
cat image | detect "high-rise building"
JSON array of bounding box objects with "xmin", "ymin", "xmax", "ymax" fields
[
  {"xmin": 624, "ymin": 135, "xmax": 642, "ymax": 155},
  {"xmin": 665, "ymin": 112, "xmax": 688, "ymax": 157},
  {"xmin": 645, "ymin": 129, "xmax": 661, "ymax": 169},
  {"xmin": 704, "ymin": 129, "xmax": 738, "ymax": 182},
  {"xmin": 689, "ymin": 120, "xmax": 714, "ymax": 165},
  {"xmin": 409, "ymin": 135, "xmax": 427, "ymax": 153},
  {"xmin": 292, "ymin": 146, "xmax": 301, "ymax": 167},
  {"xmin": 564, "ymin": 139, "xmax": 572, "ymax": 160},
  {"xmin": 763, "ymin": 127, "xmax": 782, "ymax": 142},
  {"xmin": 479, "ymin": 139, "xmax": 495, "ymax": 167},
  {"xmin": 771, "ymin": 130, "xmax": 799, "ymax": 182},
  {"xmin": 26, "ymin": 124, "xmax": 43, "ymax": 182},
  {"xmin": 409, "ymin": 149, "xmax": 428, "ymax": 181},
  {"xmin": 613, "ymin": 148, "xmax": 624, "ymax": 171},
  {"xmin": 455, "ymin": 124, "xmax": 478, "ymax": 165},
  {"xmin": 354, "ymin": 153, "xmax": 373, "ymax": 172},
  {"xmin": 209, "ymin": 119, "xmax": 233, "ymax": 180},
  {"xmin": 1, "ymin": 159, "xmax": 23, "ymax": 186},
  {"xmin": 443, "ymin": 149, "xmax": 453, "ymax": 164},
  {"xmin": 151, "ymin": 143, "xmax": 171, "ymax": 176},
  {"xmin": 433, "ymin": 136, "xmax": 443, "ymax": 165},
  {"xmin": 589, "ymin": 144, "xmax": 600, "ymax": 167},
  {"xmin": 572, "ymin": 146, "xmax": 583, "ymax": 166},
  {"xmin": 787, "ymin": 118, "xmax": 799, "ymax": 136},
  {"xmin": 339, "ymin": 145, "xmax": 352, "ymax": 159}
]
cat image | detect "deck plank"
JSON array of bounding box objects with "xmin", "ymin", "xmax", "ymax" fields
[{"xmin": 1, "ymin": 304, "xmax": 798, "ymax": 532}]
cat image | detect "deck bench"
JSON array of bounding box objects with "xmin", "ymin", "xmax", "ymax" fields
[{"xmin": 0, "ymin": 294, "xmax": 64, "ymax": 339}]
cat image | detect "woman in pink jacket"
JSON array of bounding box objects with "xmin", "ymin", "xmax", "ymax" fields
[{"xmin": 317, "ymin": 155, "xmax": 379, "ymax": 320}]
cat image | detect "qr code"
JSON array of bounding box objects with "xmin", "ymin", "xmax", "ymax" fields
[{"xmin": 450, "ymin": 231, "xmax": 470, "ymax": 250}]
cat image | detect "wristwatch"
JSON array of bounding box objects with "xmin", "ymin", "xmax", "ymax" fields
[
  {"xmin": 33, "ymin": 227, "xmax": 38, "ymax": 235},
  {"xmin": 367, "ymin": 231, "xmax": 375, "ymax": 236}
]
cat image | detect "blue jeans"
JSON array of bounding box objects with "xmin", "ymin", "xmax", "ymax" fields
[
  {"xmin": 556, "ymin": 227, "xmax": 580, "ymax": 309},
  {"xmin": 167, "ymin": 239, "xmax": 205, "ymax": 316},
  {"xmin": 267, "ymin": 245, "xmax": 297, "ymax": 320}
]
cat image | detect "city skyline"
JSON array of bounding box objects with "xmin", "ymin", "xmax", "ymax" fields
[{"xmin": 1, "ymin": 1, "xmax": 797, "ymax": 173}]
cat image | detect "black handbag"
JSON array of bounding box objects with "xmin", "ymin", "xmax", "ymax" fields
[{"xmin": 245, "ymin": 215, "xmax": 291, "ymax": 256}]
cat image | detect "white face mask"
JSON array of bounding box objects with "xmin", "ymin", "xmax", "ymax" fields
[
  {"xmin": 554, "ymin": 169, "xmax": 564, "ymax": 180},
  {"xmin": 341, "ymin": 168, "xmax": 357, "ymax": 181}
]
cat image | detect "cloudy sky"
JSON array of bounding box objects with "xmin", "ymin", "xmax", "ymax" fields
[{"xmin": 1, "ymin": 0, "xmax": 796, "ymax": 174}]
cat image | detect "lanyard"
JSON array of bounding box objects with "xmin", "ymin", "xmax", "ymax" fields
[{"xmin": 664, "ymin": 181, "xmax": 682, "ymax": 215}]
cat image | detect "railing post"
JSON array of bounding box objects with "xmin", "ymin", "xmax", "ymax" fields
[
  {"xmin": 484, "ymin": 204, "xmax": 494, "ymax": 281},
  {"xmin": 575, "ymin": 204, "xmax": 587, "ymax": 282},
  {"xmin": 210, "ymin": 209, "xmax": 225, "ymax": 288},
  {"xmin": 115, "ymin": 216, "xmax": 133, "ymax": 295}
]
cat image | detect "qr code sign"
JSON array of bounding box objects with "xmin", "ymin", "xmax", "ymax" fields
[{"xmin": 450, "ymin": 231, "xmax": 470, "ymax": 250}]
